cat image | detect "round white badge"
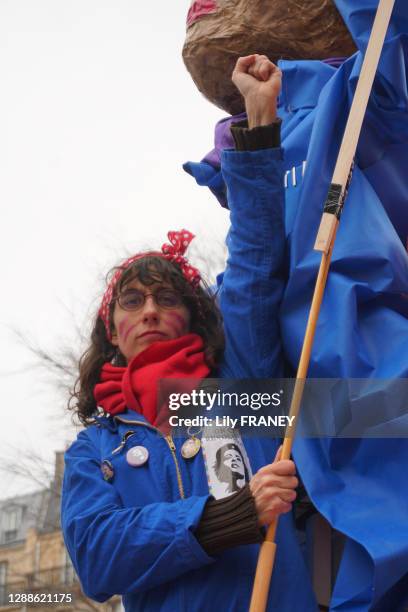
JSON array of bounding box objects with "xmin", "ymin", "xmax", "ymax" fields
[{"xmin": 126, "ymin": 446, "xmax": 149, "ymax": 467}]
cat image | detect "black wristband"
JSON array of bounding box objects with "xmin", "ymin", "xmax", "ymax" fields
[
  {"xmin": 230, "ymin": 119, "xmax": 281, "ymax": 151},
  {"xmin": 195, "ymin": 484, "xmax": 263, "ymax": 556}
]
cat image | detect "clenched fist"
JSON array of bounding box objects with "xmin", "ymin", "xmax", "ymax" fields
[
  {"xmin": 232, "ymin": 54, "xmax": 282, "ymax": 129},
  {"xmin": 250, "ymin": 446, "xmax": 298, "ymax": 526}
]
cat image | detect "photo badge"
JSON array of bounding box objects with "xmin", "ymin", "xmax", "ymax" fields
[{"xmin": 201, "ymin": 426, "xmax": 252, "ymax": 499}]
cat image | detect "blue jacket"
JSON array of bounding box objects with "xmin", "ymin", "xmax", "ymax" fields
[
  {"xmin": 61, "ymin": 148, "xmax": 318, "ymax": 611},
  {"xmin": 185, "ymin": 51, "xmax": 408, "ymax": 612}
]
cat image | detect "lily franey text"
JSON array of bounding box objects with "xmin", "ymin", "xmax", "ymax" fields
[{"xmin": 169, "ymin": 415, "xmax": 296, "ymax": 428}]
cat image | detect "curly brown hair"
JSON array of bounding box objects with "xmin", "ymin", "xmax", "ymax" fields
[{"xmin": 69, "ymin": 255, "xmax": 225, "ymax": 426}]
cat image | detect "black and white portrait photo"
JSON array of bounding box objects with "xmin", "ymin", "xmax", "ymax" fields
[{"xmin": 201, "ymin": 429, "xmax": 252, "ymax": 499}]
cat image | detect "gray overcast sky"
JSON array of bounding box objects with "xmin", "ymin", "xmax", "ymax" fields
[{"xmin": 0, "ymin": 1, "xmax": 230, "ymax": 498}]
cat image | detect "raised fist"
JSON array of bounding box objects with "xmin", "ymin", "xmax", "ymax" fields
[{"xmin": 232, "ymin": 54, "xmax": 282, "ymax": 128}]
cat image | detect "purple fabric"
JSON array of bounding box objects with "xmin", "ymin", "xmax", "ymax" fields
[{"xmin": 203, "ymin": 112, "xmax": 247, "ymax": 167}]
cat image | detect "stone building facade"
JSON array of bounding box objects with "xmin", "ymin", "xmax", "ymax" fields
[{"xmin": 0, "ymin": 453, "xmax": 123, "ymax": 612}]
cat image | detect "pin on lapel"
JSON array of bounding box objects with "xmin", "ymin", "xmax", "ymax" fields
[
  {"xmin": 126, "ymin": 446, "xmax": 149, "ymax": 467},
  {"xmin": 101, "ymin": 460, "xmax": 115, "ymax": 482},
  {"xmin": 181, "ymin": 437, "xmax": 201, "ymax": 459}
]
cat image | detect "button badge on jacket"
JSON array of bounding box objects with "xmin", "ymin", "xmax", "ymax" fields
[
  {"xmin": 126, "ymin": 445, "xmax": 149, "ymax": 467},
  {"xmin": 181, "ymin": 437, "xmax": 201, "ymax": 459},
  {"xmin": 101, "ymin": 460, "xmax": 115, "ymax": 482}
]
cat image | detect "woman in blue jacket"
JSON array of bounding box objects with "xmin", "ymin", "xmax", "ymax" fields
[{"xmin": 61, "ymin": 55, "xmax": 317, "ymax": 611}]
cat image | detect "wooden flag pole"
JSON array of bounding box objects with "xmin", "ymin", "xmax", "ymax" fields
[{"xmin": 249, "ymin": 1, "xmax": 395, "ymax": 610}]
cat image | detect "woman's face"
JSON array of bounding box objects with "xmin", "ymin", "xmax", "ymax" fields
[
  {"xmin": 223, "ymin": 449, "xmax": 244, "ymax": 475},
  {"xmin": 111, "ymin": 278, "xmax": 191, "ymax": 361}
]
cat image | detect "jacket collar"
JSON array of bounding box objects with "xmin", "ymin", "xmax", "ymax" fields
[
  {"xmin": 113, "ymin": 409, "xmax": 150, "ymax": 425},
  {"xmin": 95, "ymin": 408, "xmax": 150, "ymax": 430}
]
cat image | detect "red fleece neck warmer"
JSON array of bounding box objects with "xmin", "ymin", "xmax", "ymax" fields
[{"xmin": 93, "ymin": 333, "xmax": 210, "ymax": 426}]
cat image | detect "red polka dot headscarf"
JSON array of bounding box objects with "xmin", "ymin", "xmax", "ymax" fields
[{"xmin": 99, "ymin": 229, "xmax": 201, "ymax": 341}]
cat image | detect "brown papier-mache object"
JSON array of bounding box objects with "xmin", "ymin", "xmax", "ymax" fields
[{"xmin": 182, "ymin": 0, "xmax": 357, "ymax": 114}]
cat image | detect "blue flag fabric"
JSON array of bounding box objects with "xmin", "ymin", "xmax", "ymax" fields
[{"xmin": 184, "ymin": 2, "xmax": 408, "ymax": 609}]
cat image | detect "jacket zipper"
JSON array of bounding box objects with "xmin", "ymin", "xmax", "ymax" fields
[
  {"xmin": 164, "ymin": 434, "xmax": 185, "ymax": 499},
  {"xmin": 113, "ymin": 417, "xmax": 185, "ymax": 499}
]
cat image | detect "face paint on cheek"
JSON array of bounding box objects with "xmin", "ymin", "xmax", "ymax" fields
[
  {"xmin": 118, "ymin": 316, "xmax": 136, "ymax": 344},
  {"xmin": 118, "ymin": 318, "xmax": 127, "ymax": 338},
  {"xmin": 165, "ymin": 311, "xmax": 189, "ymax": 336}
]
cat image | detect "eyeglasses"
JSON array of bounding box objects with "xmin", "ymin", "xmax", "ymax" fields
[{"xmin": 116, "ymin": 288, "xmax": 184, "ymax": 311}]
